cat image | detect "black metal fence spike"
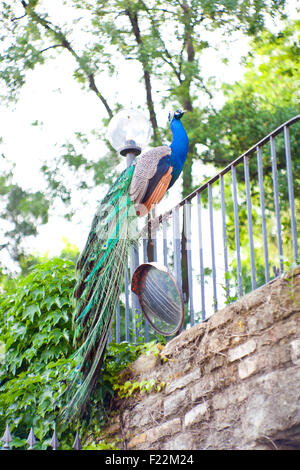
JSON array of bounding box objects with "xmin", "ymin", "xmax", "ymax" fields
[
  {"xmin": 50, "ymin": 427, "xmax": 60, "ymax": 450},
  {"xmin": 1, "ymin": 424, "xmax": 12, "ymax": 450},
  {"xmin": 26, "ymin": 427, "xmax": 37, "ymax": 450},
  {"xmin": 72, "ymin": 431, "xmax": 82, "ymax": 450}
]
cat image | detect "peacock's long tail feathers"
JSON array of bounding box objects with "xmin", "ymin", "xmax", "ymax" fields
[{"xmin": 60, "ymin": 164, "xmax": 136, "ymax": 422}]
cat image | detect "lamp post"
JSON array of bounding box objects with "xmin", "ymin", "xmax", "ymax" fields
[
  {"xmin": 107, "ymin": 108, "xmax": 152, "ymax": 165},
  {"xmin": 107, "ymin": 109, "xmax": 152, "ymax": 342}
]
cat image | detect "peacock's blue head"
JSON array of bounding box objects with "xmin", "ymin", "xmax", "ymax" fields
[{"xmin": 168, "ymin": 109, "xmax": 187, "ymax": 123}]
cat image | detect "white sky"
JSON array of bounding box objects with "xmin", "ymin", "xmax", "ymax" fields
[{"xmin": 0, "ymin": 1, "xmax": 298, "ymax": 272}]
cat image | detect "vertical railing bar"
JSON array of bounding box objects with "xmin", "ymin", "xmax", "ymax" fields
[
  {"xmin": 143, "ymin": 237, "xmax": 148, "ymax": 264},
  {"xmin": 197, "ymin": 192, "xmax": 206, "ymax": 321},
  {"xmin": 208, "ymin": 183, "xmax": 218, "ymax": 312},
  {"xmin": 162, "ymin": 218, "xmax": 168, "ymax": 267},
  {"xmin": 256, "ymin": 146, "xmax": 270, "ymax": 283},
  {"xmin": 151, "ymin": 208, "xmax": 158, "ymax": 262},
  {"xmin": 124, "ymin": 265, "xmax": 130, "ymax": 342},
  {"xmin": 130, "ymin": 257, "xmax": 136, "ymax": 342},
  {"xmin": 172, "ymin": 206, "xmax": 182, "ymax": 294},
  {"xmin": 220, "ymin": 174, "xmax": 230, "ymax": 301},
  {"xmin": 72, "ymin": 431, "xmax": 82, "ymax": 450},
  {"xmin": 130, "ymin": 244, "xmax": 141, "ymax": 342},
  {"xmin": 184, "ymin": 200, "xmax": 195, "ymax": 326},
  {"xmin": 116, "ymin": 300, "xmax": 120, "ymax": 343},
  {"xmin": 1, "ymin": 424, "xmax": 12, "ymax": 450},
  {"xmin": 284, "ymin": 125, "xmax": 298, "ymax": 263},
  {"xmin": 153, "ymin": 238, "xmax": 157, "ymax": 261},
  {"xmin": 143, "ymin": 237, "xmax": 149, "ymax": 342},
  {"xmin": 244, "ymin": 156, "xmax": 256, "ymax": 290},
  {"xmin": 50, "ymin": 424, "xmax": 60, "ymax": 450},
  {"xmin": 26, "ymin": 427, "xmax": 36, "ymax": 450},
  {"xmin": 270, "ymin": 135, "xmax": 284, "ymax": 273},
  {"xmin": 232, "ymin": 165, "xmax": 243, "ymax": 297}
]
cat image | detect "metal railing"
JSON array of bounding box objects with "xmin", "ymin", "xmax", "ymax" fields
[
  {"xmin": 0, "ymin": 424, "xmax": 82, "ymax": 450},
  {"xmin": 110, "ymin": 115, "xmax": 300, "ymax": 343}
]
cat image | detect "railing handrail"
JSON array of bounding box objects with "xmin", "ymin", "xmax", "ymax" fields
[
  {"xmin": 125, "ymin": 114, "xmax": 299, "ymax": 341},
  {"xmin": 146, "ymin": 114, "xmax": 300, "ymax": 230}
]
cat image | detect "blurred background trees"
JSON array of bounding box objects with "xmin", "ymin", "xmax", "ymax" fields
[
  {"xmin": 1, "ymin": 0, "xmax": 298, "ymax": 274},
  {"xmin": 1, "ymin": 1, "xmax": 299, "ymax": 305}
]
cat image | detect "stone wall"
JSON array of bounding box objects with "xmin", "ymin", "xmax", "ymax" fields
[{"xmin": 101, "ymin": 268, "xmax": 300, "ymax": 450}]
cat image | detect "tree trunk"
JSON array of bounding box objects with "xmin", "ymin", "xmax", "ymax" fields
[
  {"xmin": 126, "ymin": 9, "xmax": 158, "ymax": 140},
  {"xmin": 180, "ymin": 2, "xmax": 195, "ymax": 304},
  {"xmin": 126, "ymin": 9, "xmax": 159, "ymax": 263}
]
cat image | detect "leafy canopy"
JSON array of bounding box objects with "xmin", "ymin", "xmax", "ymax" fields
[{"xmin": 203, "ymin": 18, "xmax": 300, "ymax": 164}]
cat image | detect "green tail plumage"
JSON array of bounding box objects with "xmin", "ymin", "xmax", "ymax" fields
[{"xmin": 60, "ymin": 164, "xmax": 136, "ymax": 422}]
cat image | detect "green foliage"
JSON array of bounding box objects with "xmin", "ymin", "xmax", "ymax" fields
[
  {"xmin": 0, "ymin": 162, "xmax": 50, "ymax": 264},
  {"xmin": 0, "ymin": 0, "xmax": 288, "ymax": 179},
  {"xmin": 0, "ymin": 0, "xmax": 293, "ymax": 275},
  {"xmin": 84, "ymin": 439, "xmax": 120, "ymax": 450},
  {"xmin": 96, "ymin": 341, "xmax": 144, "ymax": 403},
  {"xmin": 2, "ymin": 0, "xmax": 297, "ymax": 449},
  {"xmin": 0, "ymin": 258, "xmax": 165, "ymax": 448},
  {"xmin": 197, "ymin": 18, "xmax": 300, "ymax": 291},
  {"xmin": 59, "ymin": 237, "xmax": 80, "ymax": 264},
  {"xmin": 100, "ymin": 340, "xmax": 166, "ymax": 398},
  {"xmin": 95, "ymin": 340, "xmax": 163, "ymax": 399},
  {"xmin": 97, "ymin": 340, "xmax": 166, "ymax": 399},
  {"xmin": 40, "ymin": 130, "xmax": 121, "ymax": 219},
  {"xmin": 0, "ymin": 258, "xmax": 77, "ymax": 449},
  {"xmin": 203, "ymin": 19, "xmax": 300, "ymax": 165},
  {"xmin": 113, "ymin": 377, "xmax": 166, "ymax": 398}
]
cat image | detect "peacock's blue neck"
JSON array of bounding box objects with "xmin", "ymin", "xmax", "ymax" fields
[{"xmin": 169, "ymin": 118, "xmax": 189, "ymax": 187}]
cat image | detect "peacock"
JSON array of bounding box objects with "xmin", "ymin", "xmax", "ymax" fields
[{"xmin": 61, "ymin": 109, "xmax": 189, "ymax": 421}]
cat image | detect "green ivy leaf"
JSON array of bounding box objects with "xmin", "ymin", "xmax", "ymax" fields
[{"xmin": 23, "ymin": 303, "xmax": 41, "ymax": 321}]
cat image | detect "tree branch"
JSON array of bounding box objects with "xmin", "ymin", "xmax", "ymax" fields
[
  {"xmin": 11, "ymin": 13, "xmax": 27, "ymax": 21},
  {"xmin": 88, "ymin": 74, "xmax": 112, "ymax": 118},
  {"xmin": 20, "ymin": 1, "xmax": 113, "ymax": 118},
  {"xmin": 39, "ymin": 44, "xmax": 65, "ymax": 53},
  {"xmin": 125, "ymin": 9, "xmax": 158, "ymax": 136},
  {"xmin": 194, "ymin": 76, "xmax": 217, "ymax": 112},
  {"xmin": 139, "ymin": 0, "xmax": 182, "ymax": 83}
]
